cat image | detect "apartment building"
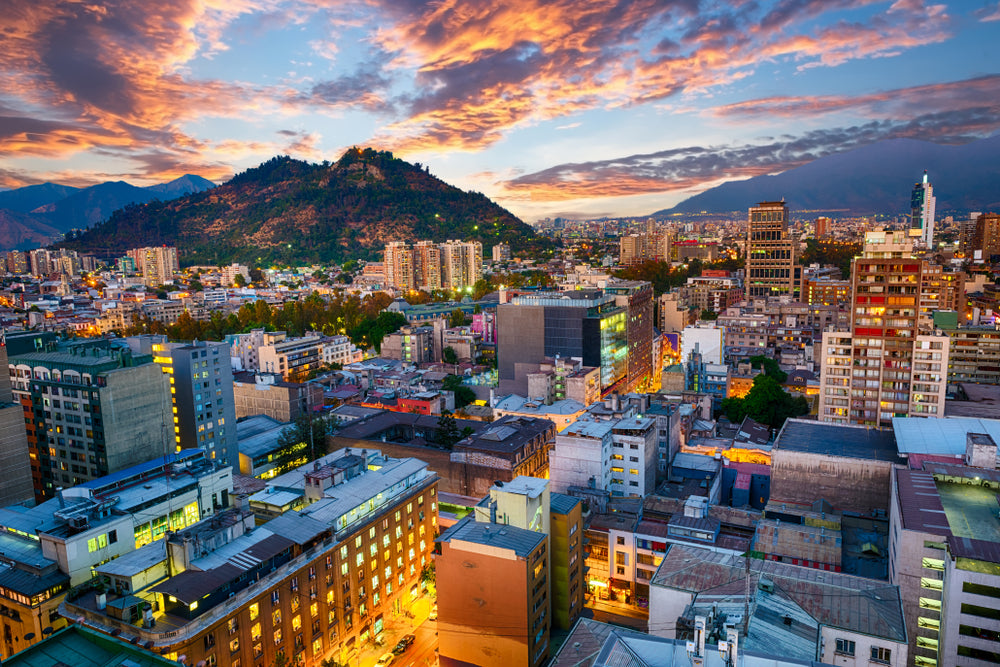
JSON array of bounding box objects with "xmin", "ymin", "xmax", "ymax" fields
[
  {"xmin": 9, "ymin": 343, "xmax": 173, "ymax": 501},
  {"xmin": 64, "ymin": 450, "xmax": 439, "ymax": 667},
  {"xmin": 233, "ymin": 372, "xmax": 324, "ymax": 423},
  {"xmin": 818, "ymin": 231, "xmax": 950, "ymax": 427},
  {"xmin": 745, "ymin": 201, "xmax": 800, "ymax": 300},
  {"xmin": 0, "ymin": 344, "xmax": 33, "ymax": 507}
]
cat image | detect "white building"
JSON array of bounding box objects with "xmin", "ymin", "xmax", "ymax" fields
[
  {"xmin": 549, "ymin": 420, "xmax": 614, "ymax": 493},
  {"xmin": 681, "ymin": 323, "xmax": 724, "ymax": 366}
]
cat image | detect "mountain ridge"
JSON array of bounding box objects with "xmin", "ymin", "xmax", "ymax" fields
[
  {"xmin": 60, "ymin": 148, "xmax": 543, "ymax": 265},
  {"xmin": 655, "ymin": 136, "xmax": 1000, "ymax": 216}
]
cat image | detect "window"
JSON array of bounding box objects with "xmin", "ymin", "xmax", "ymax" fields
[
  {"xmin": 273, "ymin": 628, "xmax": 282, "ymax": 645},
  {"xmin": 616, "ymin": 536, "xmax": 625, "ymax": 545},
  {"xmin": 249, "ymin": 603, "xmax": 259, "ymax": 621},
  {"xmin": 229, "ymin": 638, "xmax": 239, "ymax": 653},
  {"xmin": 870, "ymin": 647, "xmax": 891, "ymax": 664},
  {"xmin": 271, "ymin": 590, "xmax": 280, "ymax": 606},
  {"xmin": 228, "ymin": 618, "xmax": 239, "ymax": 635},
  {"xmin": 835, "ymin": 639, "xmax": 855, "ymax": 656}
]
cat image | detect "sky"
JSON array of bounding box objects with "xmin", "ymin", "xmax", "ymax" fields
[{"xmin": 1, "ymin": 0, "xmax": 999, "ymax": 221}]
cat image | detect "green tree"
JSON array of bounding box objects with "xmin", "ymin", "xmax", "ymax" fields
[
  {"xmin": 448, "ymin": 308, "xmax": 468, "ymax": 328},
  {"xmin": 442, "ymin": 374, "xmax": 476, "ymax": 408},
  {"xmin": 442, "ymin": 346, "xmax": 458, "ymax": 364},
  {"xmin": 720, "ymin": 374, "xmax": 809, "ymax": 430},
  {"xmin": 273, "ymin": 413, "xmax": 333, "ymax": 473},
  {"xmin": 234, "ymin": 273, "xmax": 248, "ymax": 287},
  {"xmin": 748, "ymin": 355, "xmax": 787, "ymax": 383},
  {"xmin": 700, "ymin": 309, "xmax": 718, "ymax": 321},
  {"xmin": 433, "ymin": 413, "xmax": 462, "ymax": 450},
  {"xmin": 189, "ymin": 279, "xmax": 203, "ymax": 291}
]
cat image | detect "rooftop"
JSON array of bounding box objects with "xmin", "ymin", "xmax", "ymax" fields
[
  {"xmin": 550, "ymin": 492, "xmax": 581, "ymax": 516},
  {"xmin": 439, "ymin": 516, "xmax": 546, "ymax": 558},
  {"xmin": 892, "ymin": 416, "xmax": 1000, "ymax": 457},
  {"xmin": 2, "ymin": 625, "xmax": 180, "ymax": 667},
  {"xmin": 774, "ymin": 419, "xmax": 901, "ymax": 463},
  {"xmin": 236, "ymin": 415, "xmax": 291, "ymax": 458},
  {"xmin": 651, "ymin": 544, "xmax": 906, "ymax": 643}
]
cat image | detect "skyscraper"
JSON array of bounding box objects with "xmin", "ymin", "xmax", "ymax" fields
[
  {"xmin": 818, "ymin": 231, "xmax": 950, "ymax": 427},
  {"xmin": 745, "ymin": 201, "xmax": 800, "ymax": 300},
  {"xmin": 909, "ymin": 170, "xmax": 936, "ymax": 249}
]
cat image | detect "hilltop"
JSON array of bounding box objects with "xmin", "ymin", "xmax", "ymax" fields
[{"xmin": 61, "ymin": 148, "xmax": 541, "ymax": 264}]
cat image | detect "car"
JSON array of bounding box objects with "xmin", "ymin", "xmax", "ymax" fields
[
  {"xmin": 428, "ymin": 604, "xmax": 438, "ymax": 621},
  {"xmin": 375, "ymin": 652, "xmax": 395, "ymax": 667},
  {"xmin": 392, "ymin": 634, "xmax": 416, "ymax": 655}
]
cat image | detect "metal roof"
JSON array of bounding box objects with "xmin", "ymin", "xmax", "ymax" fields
[
  {"xmin": 775, "ymin": 419, "xmax": 901, "ymax": 463},
  {"xmin": 549, "ymin": 492, "xmax": 580, "ymax": 516},
  {"xmin": 892, "ymin": 417, "xmax": 1000, "ymax": 456},
  {"xmin": 893, "ymin": 469, "xmax": 952, "ymax": 535}
]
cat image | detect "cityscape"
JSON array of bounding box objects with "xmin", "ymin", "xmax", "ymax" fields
[{"xmin": 2, "ymin": 3, "xmax": 1000, "ymax": 667}]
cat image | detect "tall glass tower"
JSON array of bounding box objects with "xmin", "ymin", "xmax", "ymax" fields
[{"xmin": 909, "ymin": 170, "xmax": 936, "ymax": 249}]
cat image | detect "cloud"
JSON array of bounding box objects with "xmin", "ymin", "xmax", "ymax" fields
[
  {"xmin": 501, "ymin": 105, "xmax": 1000, "ymax": 202},
  {"xmin": 975, "ymin": 2, "xmax": 1000, "ymax": 21},
  {"xmin": 364, "ymin": 0, "xmax": 953, "ymax": 154}
]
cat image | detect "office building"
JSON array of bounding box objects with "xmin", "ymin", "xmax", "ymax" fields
[
  {"xmin": 153, "ymin": 339, "xmax": 238, "ymax": 466},
  {"xmin": 0, "ymin": 344, "xmax": 33, "ymax": 507},
  {"xmin": 818, "ymin": 231, "xmax": 950, "ymax": 426},
  {"xmin": 0, "ymin": 449, "xmax": 230, "ymax": 658},
  {"xmin": 745, "ymin": 201, "xmax": 800, "ymax": 300},
  {"xmin": 497, "ymin": 290, "xmax": 627, "ymax": 395},
  {"xmin": 9, "ymin": 343, "xmax": 173, "ymax": 501},
  {"xmin": 910, "ymin": 171, "xmax": 937, "ymax": 249},
  {"xmin": 605, "ymin": 280, "xmax": 655, "ymax": 393},
  {"xmin": 64, "ymin": 450, "xmax": 438, "ymax": 667}
]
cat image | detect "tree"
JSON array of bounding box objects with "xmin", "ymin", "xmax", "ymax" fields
[
  {"xmin": 748, "ymin": 354, "xmax": 787, "ymax": 383},
  {"xmin": 273, "ymin": 413, "xmax": 331, "ymax": 474},
  {"xmin": 234, "ymin": 273, "xmax": 248, "ymax": 287},
  {"xmin": 433, "ymin": 413, "xmax": 464, "ymax": 449},
  {"xmin": 442, "ymin": 346, "xmax": 458, "ymax": 364},
  {"xmin": 719, "ymin": 374, "xmax": 809, "ymax": 430},
  {"xmin": 442, "ymin": 374, "xmax": 476, "ymax": 408},
  {"xmin": 700, "ymin": 309, "xmax": 718, "ymax": 321},
  {"xmin": 189, "ymin": 279, "xmax": 203, "ymax": 291},
  {"xmin": 448, "ymin": 308, "xmax": 468, "ymax": 328}
]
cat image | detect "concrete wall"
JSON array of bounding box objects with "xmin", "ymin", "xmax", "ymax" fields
[
  {"xmin": 818, "ymin": 625, "xmax": 907, "ymax": 667},
  {"xmin": 328, "ymin": 435, "xmax": 513, "ymax": 497},
  {"xmin": 549, "ymin": 432, "xmax": 609, "ymax": 494},
  {"xmin": 437, "ymin": 540, "xmax": 532, "ymax": 667},
  {"xmin": 103, "ymin": 363, "xmax": 173, "ymax": 474},
  {"xmin": 0, "ymin": 403, "xmax": 34, "ymax": 506},
  {"xmin": 648, "ymin": 583, "xmax": 693, "ymax": 639},
  {"xmin": 770, "ymin": 450, "xmax": 893, "ymax": 514}
]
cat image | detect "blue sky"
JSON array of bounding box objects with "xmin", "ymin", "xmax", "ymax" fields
[{"xmin": 1, "ymin": 0, "xmax": 998, "ymax": 220}]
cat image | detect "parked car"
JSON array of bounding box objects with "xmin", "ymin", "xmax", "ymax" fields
[
  {"xmin": 375, "ymin": 652, "xmax": 395, "ymax": 667},
  {"xmin": 428, "ymin": 604, "xmax": 438, "ymax": 621},
  {"xmin": 392, "ymin": 634, "xmax": 416, "ymax": 655}
]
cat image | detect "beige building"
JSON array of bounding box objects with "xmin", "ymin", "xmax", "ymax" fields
[{"xmin": 233, "ymin": 372, "xmax": 324, "ymax": 422}]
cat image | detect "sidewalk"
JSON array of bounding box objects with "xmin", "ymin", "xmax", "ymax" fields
[{"xmin": 584, "ymin": 596, "xmax": 649, "ymax": 631}]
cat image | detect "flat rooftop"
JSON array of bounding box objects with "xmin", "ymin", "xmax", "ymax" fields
[
  {"xmin": 775, "ymin": 419, "xmax": 901, "ymax": 463},
  {"xmin": 439, "ymin": 516, "xmax": 546, "ymax": 558},
  {"xmin": 892, "ymin": 416, "xmax": 1000, "ymax": 457}
]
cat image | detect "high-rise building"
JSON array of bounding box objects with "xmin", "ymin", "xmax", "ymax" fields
[
  {"xmin": 818, "ymin": 231, "xmax": 950, "ymax": 427},
  {"xmin": 815, "ymin": 216, "xmax": 831, "ymax": 237},
  {"xmin": 0, "ymin": 343, "xmax": 33, "ymax": 507},
  {"xmin": 128, "ymin": 246, "xmax": 179, "ymax": 286},
  {"xmin": 910, "ymin": 170, "xmax": 937, "ymax": 249},
  {"xmin": 384, "ymin": 241, "xmax": 415, "ymax": 291},
  {"xmin": 440, "ymin": 239, "xmax": 483, "ymax": 291},
  {"xmin": 146, "ymin": 338, "xmax": 238, "ymax": 466},
  {"xmin": 8, "ymin": 342, "xmax": 174, "ymax": 501},
  {"xmin": 497, "ymin": 290, "xmax": 627, "ymax": 395},
  {"xmin": 604, "ymin": 280, "xmax": 655, "ymax": 393},
  {"xmin": 492, "ymin": 242, "xmax": 511, "ymax": 262},
  {"xmin": 970, "ymin": 212, "xmax": 1000, "ymax": 262},
  {"xmin": 5, "ymin": 250, "xmax": 28, "ymax": 274},
  {"xmin": 412, "ymin": 240, "xmax": 442, "ymax": 290},
  {"xmin": 745, "ymin": 201, "xmax": 800, "ymax": 300}
]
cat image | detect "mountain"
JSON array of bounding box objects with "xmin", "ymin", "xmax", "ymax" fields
[
  {"xmin": 60, "ymin": 148, "xmax": 544, "ymax": 265},
  {"xmin": 144, "ymin": 174, "xmax": 216, "ymax": 198},
  {"xmin": 0, "ymin": 175, "xmax": 218, "ymax": 252},
  {"xmin": 0, "ymin": 183, "xmax": 80, "ymax": 213},
  {"xmin": 656, "ymin": 136, "xmax": 1000, "ymax": 216},
  {"xmin": 0, "ymin": 209, "xmax": 62, "ymax": 250}
]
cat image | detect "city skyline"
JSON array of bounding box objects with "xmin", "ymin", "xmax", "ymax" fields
[{"xmin": 1, "ymin": 1, "xmax": 999, "ymax": 222}]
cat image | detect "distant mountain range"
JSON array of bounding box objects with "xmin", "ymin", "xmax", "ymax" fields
[
  {"xmin": 0, "ymin": 175, "xmax": 215, "ymax": 251},
  {"xmin": 656, "ymin": 136, "xmax": 1000, "ymax": 216},
  {"xmin": 60, "ymin": 148, "xmax": 544, "ymax": 265}
]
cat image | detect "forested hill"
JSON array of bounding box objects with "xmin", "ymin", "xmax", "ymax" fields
[{"xmin": 61, "ymin": 148, "xmax": 542, "ymax": 265}]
